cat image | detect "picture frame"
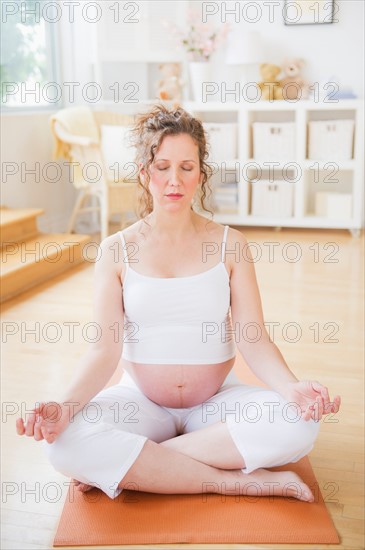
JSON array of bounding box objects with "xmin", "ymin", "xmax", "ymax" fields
[{"xmin": 283, "ymin": 0, "xmax": 336, "ymax": 26}]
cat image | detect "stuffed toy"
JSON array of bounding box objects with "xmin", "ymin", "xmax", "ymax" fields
[
  {"xmin": 156, "ymin": 63, "xmax": 184, "ymax": 102},
  {"xmin": 257, "ymin": 64, "xmax": 284, "ymax": 100},
  {"xmin": 279, "ymin": 58, "xmax": 310, "ymax": 100}
]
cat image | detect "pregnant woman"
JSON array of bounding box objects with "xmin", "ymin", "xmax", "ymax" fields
[{"xmin": 16, "ymin": 104, "xmax": 340, "ymax": 501}]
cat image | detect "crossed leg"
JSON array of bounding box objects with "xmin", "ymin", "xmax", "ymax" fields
[
  {"xmin": 76, "ymin": 426, "xmax": 314, "ymax": 501},
  {"xmin": 119, "ymin": 424, "xmax": 315, "ymax": 501},
  {"xmin": 74, "ymin": 395, "xmax": 317, "ymax": 501}
]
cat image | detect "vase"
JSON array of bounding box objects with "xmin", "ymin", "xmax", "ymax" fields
[{"xmin": 188, "ymin": 62, "xmax": 213, "ymax": 102}]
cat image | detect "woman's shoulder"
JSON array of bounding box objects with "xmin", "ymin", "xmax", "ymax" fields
[
  {"xmin": 197, "ymin": 215, "xmax": 247, "ymax": 243},
  {"xmin": 195, "ymin": 215, "xmax": 222, "ymax": 237},
  {"xmin": 103, "ymin": 219, "xmax": 144, "ymax": 247},
  {"xmin": 225, "ymin": 225, "xmax": 248, "ymax": 244},
  {"xmin": 96, "ymin": 221, "xmax": 143, "ymax": 276}
]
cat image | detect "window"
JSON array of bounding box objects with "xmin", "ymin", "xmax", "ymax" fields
[{"xmin": 1, "ymin": 0, "xmax": 61, "ymax": 110}]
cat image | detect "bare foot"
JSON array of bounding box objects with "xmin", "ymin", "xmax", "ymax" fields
[
  {"xmin": 73, "ymin": 479, "xmax": 94, "ymax": 493},
  {"xmin": 231, "ymin": 468, "xmax": 314, "ymax": 502}
]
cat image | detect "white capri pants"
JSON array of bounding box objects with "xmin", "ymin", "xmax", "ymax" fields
[{"xmin": 43, "ymin": 369, "xmax": 320, "ymax": 499}]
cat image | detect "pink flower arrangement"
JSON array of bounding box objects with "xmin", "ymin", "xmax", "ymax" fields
[{"xmin": 162, "ymin": 10, "xmax": 230, "ymax": 62}]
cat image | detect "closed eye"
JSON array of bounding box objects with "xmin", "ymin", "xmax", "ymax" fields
[{"xmin": 157, "ymin": 167, "xmax": 193, "ymax": 171}]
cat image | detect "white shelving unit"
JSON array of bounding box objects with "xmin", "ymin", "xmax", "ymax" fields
[
  {"xmin": 88, "ymin": 2, "xmax": 363, "ymax": 234},
  {"xmin": 90, "ymin": 1, "xmax": 188, "ymax": 102},
  {"xmin": 92, "ymin": 97, "xmax": 363, "ymax": 234},
  {"xmin": 89, "ymin": 7, "xmax": 363, "ymax": 235},
  {"xmin": 185, "ymin": 99, "xmax": 364, "ymax": 236}
]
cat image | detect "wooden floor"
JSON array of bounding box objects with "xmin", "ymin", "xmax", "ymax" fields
[{"xmin": 1, "ymin": 227, "xmax": 364, "ymax": 550}]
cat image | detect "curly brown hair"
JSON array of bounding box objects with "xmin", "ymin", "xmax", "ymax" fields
[{"xmin": 127, "ymin": 102, "xmax": 214, "ymax": 221}]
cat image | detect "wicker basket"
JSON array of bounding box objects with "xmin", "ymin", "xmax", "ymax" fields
[
  {"xmin": 308, "ymin": 119, "xmax": 355, "ymax": 160},
  {"xmin": 252, "ymin": 122, "xmax": 295, "ymax": 160},
  {"xmin": 251, "ymin": 180, "xmax": 294, "ymax": 218},
  {"xmin": 203, "ymin": 123, "xmax": 237, "ymax": 161}
]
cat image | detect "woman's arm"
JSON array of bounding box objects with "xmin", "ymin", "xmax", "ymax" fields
[
  {"xmin": 229, "ymin": 229, "xmax": 340, "ymax": 419},
  {"xmin": 229, "ymin": 229, "xmax": 298, "ymax": 391},
  {"xmin": 56, "ymin": 234, "xmax": 125, "ymax": 415},
  {"xmin": 16, "ymin": 235, "xmax": 125, "ymax": 440}
]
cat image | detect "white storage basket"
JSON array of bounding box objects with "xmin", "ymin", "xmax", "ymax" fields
[
  {"xmin": 308, "ymin": 119, "xmax": 355, "ymax": 160},
  {"xmin": 252, "ymin": 122, "xmax": 295, "ymax": 160},
  {"xmin": 203, "ymin": 123, "xmax": 237, "ymax": 161},
  {"xmin": 251, "ymin": 180, "xmax": 294, "ymax": 218}
]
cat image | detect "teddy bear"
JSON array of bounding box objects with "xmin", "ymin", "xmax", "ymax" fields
[
  {"xmin": 156, "ymin": 63, "xmax": 184, "ymax": 102},
  {"xmin": 279, "ymin": 58, "xmax": 310, "ymax": 100},
  {"xmin": 257, "ymin": 64, "xmax": 284, "ymax": 100}
]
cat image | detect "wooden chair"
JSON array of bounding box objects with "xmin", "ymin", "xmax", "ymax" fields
[{"xmin": 51, "ymin": 109, "xmax": 139, "ymax": 240}]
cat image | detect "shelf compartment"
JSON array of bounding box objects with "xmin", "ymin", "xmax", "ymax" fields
[
  {"xmin": 207, "ymin": 165, "xmax": 240, "ymax": 217},
  {"xmin": 244, "ymin": 165, "xmax": 302, "ymax": 221},
  {"xmin": 303, "ymin": 168, "xmax": 354, "ymax": 221},
  {"xmin": 250, "ymin": 180, "xmax": 295, "ymax": 218},
  {"xmin": 203, "ymin": 122, "xmax": 238, "ymax": 163},
  {"xmin": 305, "ymin": 109, "xmax": 356, "ymax": 161},
  {"xmin": 99, "ymin": 61, "xmax": 186, "ymax": 102},
  {"xmin": 315, "ymin": 192, "xmax": 352, "ymax": 220},
  {"xmin": 252, "ymin": 121, "xmax": 296, "ymax": 161},
  {"xmin": 246, "ymin": 110, "xmax": 297, "ymax": 160},
  {"xmin": 307, "ymin": 119, "xmax": 355, "ymax": 161}
]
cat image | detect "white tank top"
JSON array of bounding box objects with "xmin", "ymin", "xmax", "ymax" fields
[{"xmin": 119, "ymin": 225, "xmax": 236, "ymax": 365}]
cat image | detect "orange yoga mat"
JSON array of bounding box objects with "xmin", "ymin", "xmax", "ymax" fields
[{"xmin": 53, "ymin": 456, "xmax": 340, "ymax": 546}]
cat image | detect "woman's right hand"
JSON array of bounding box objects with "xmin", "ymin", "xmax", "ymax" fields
[{"xmin": 16, "ymin": 402, "xmax": 73, "ymax": 444}]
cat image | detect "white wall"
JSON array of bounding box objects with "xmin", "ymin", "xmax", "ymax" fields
[
  {"xmin": 200, "ymin": 0, "xmax": 364, "ymax": 98},
  {"xmin": 0, "ymin": 111, "xmax": 80, "ymax": 232},
  {"xmin": 68, "ymin": 0, "xmax": 365, "ymax": 100},
  {"xmin": 1, "ymin": 0, "xmax": 363, "ymax": 230},
  {"xmin": 0, "ymin": 6, "xmax": 99, "ymax": 233}
]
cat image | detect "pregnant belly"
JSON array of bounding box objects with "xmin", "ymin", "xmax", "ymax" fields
[{"xmin": 122, "ymin": 357, "xmax": 236, "ymax": 408}]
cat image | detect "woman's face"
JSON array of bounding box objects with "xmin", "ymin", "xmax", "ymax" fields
[{"xmin": 141, "ymin": 133, "xmax": 203, "ymax": 209}]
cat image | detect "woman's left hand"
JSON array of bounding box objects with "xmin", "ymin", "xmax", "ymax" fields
[{"xmin": 280, "ymin": 380, "xmax": 341, "ymax": 422}]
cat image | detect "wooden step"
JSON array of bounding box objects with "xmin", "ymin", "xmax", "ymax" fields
[
  {"xmin": 0, "ymin": 206, "xmax": 45, "ymax": 246},
  {"xmin": 0, "ymin": 233, "xmax": 93, "ymax": 303}
]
